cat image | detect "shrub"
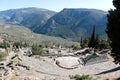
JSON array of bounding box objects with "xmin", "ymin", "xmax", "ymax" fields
[
  {"xmin": 0, "ymin": 52, "xmax": 7, "ymax": 61},
  {"xmin": 73, "ymin": 74, "xmax": 98, "ymax": 80},
  {"xmin": 99, "ymin": 40, "xmax": 111, "ymax": 50},
  {"xmin": 72, "ymin": 44, "xmax": 81, "ymax": 50},
  {"xmin": 32, "ymin": 44, "xmax": 43, "ymax": 56}
]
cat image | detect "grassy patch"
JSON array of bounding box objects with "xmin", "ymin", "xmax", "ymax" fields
[
  {"xmin": 0, "ymin": 25, "xmax": 78, "ymax": 46},
  {"xmin": 70, "ymin": 74, "xmax": 98, "ymax": 80},
  {"xmin": 0, "ymin": 52, "xmax": 7, "ymax": 61}
]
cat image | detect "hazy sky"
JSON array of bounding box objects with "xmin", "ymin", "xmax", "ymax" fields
[{"xmin": 0, "ymin": 0, "xmax": 114, "ymax": 12}]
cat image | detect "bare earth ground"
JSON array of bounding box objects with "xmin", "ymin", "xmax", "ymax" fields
[{"xmin": 12, "ymin": 50, "xmax": 120, "ymax": 80}]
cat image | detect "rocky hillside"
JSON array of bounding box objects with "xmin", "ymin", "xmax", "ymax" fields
[
  {"xmin": 39, "ymin": 8, "xmax": 107, "ymax": 41},
  {"xmin": 0, "ymin": 7, "xmax": 56, "ymax": 31},
  {"xmin": 0, "ymin": 23, "xmax": 78, "ymax": 46},
  {"xmin": 0, "ymin": 8, "xmax": 108, "ymax": 41}
]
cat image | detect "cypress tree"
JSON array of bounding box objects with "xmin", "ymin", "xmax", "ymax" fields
[
  {"xmin": 88, "ymin": 26, "xmax": 96, "ymax": 48},
  {"xmin": 106, "ymin": 0, "xmax": 120, "ymax": 64},
  {"xmin": 88, "ymin": 26, "xmax": 100, "ymax": 48},
  {"xmin": 94, "ymin": 34, "xmax": 100, "ymax": 48},
  {"xmin": 80, "ymin": 37, "xmax": 83, "ymax": 48}
]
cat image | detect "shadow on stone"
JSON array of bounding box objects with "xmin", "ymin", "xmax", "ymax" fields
[{"xmin": 96, "ymin": 66, "xmax": 120, "ymax": 75}]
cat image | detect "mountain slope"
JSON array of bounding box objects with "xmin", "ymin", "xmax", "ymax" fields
[
  {"xmin": 0, "ymin": 8, "xmax": 108, "ymax": 41},
  {"xmin": 38, "ymin": 8, "xmax": 107, "ymax": 41},
  {"xmin": 0, "ymin": 7, "xmax": 56, "ymax": 31},
  {"xmin": 0, "ymin": 23, "xmax": 78, "ymax": 46}
]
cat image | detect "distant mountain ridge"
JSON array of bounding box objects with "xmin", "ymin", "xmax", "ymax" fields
[
  {"xmin": 0, "ymin": 7, "xmax": 108, "ymax": 41},
  {"xmin": 39, "ymin": 8, "xmax": 107, "ymax": 41},
  {"xmin": 0, "ymin": 7, "xmax": 56, "ymax": 31}
]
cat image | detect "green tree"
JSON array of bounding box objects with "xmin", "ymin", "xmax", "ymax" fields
[
  {"xmin": 99, "ymin": 39, "xmax": 111, "ymax": 50},
  {"xmin": 88, "ymin": 26, "xmax": 100, "ymax": 48},
  {"xmin": 13, "ymin": 42, "xmax": 22, "ymax": 48},
  {"xmin": 88, "ymin": 26, "xmax": 96, "ymax": 48},
  {"xmin": 82, "ymin": 38, "xmax": 90, "ymax": 48},
  {"xmin": 32, "ymin": 44, "xmax": 43, "ymax": 55},
  {"xmin": 94, "ymin": 34, "xmax": 100, "ymax": 48},
  {"xmin": 106, "ymin": 0, "xmax": 120, "ymax": 64},
  {"xmin": 13, "ymin": 41, "xmax": 28, "ymax": 48},
  {"xmin": 88, "ymin": 26, "xmax": 101, "ymax": 49},
  {"xmin": 80, "ymin": 37, "xmax": 83, "ymax": 48}
]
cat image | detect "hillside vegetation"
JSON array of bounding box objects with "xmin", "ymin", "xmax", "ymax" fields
[
  {"xmin": 0, "ymin": 24, "xmax": 78, "ymax": 46},
  {"xmin": 0, "ymin": 7, "xmax": 56, "ymax": 31},
  {"xmin": 38, "ymin": 8, "xmax": 108, "ymax": 41},
  {"xmin": 0, "ymin": 8, "xmax": 108, "ymax": 41}
]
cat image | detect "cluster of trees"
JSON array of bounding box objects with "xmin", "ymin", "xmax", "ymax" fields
[
  {"xmin": 0, "ymin": 40, "xmax": 44, "ymax": 58},
  {"xmin": 13, "ymin": 41, "xmax": 28, "ymax": 49},
  {"xmin": 88, "ymin": 27, "xmax": 100, "ymax": 48},
  {"xmin": 79, "ymin": 0, "xmax": 120, "ymax": 64},
  {"xmin": 0, "ymin": 41, "xmax": 29, "ymax": 49},
  {"xmin": 0, "ymin": 41, "xmax": 44, "ymax": 56},
  {"xmin": 0, "ymin": 41, "xmax": 10, "ymax": 49},
  {"xmin": 80, "ymin": 27, "xmax": 110, "ymax": 50}
]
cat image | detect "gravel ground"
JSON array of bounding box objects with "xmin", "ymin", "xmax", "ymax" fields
[{"xmin": 15, "ymin": 50, "xmax": 120, "ymax": 80}]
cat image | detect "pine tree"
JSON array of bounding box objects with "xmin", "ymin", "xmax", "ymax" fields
[{"xmin": 106, "ymin": 0, "xmax": 120, "ymax": 64}]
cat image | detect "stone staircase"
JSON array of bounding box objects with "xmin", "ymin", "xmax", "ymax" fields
[{"xmin": 84, "ymin": 53, "xmax": 109, "ymax": 65}]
